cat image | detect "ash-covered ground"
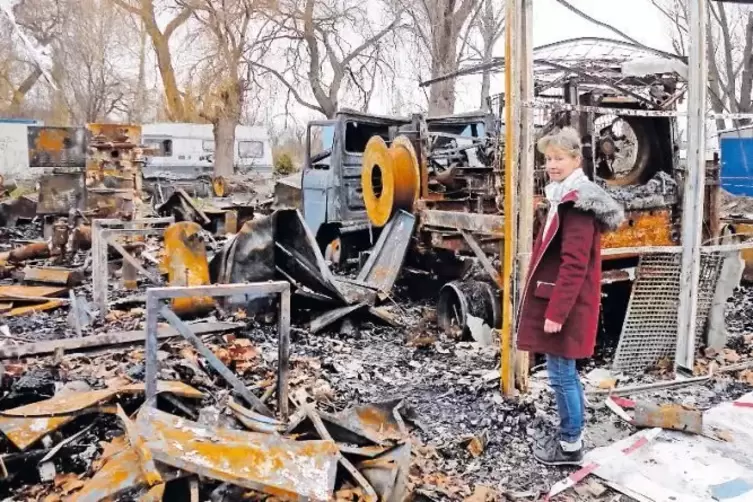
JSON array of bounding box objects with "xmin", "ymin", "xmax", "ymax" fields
[{"xmin": 1, "ymin": 219, "xmax": 753, "ymax": 501}]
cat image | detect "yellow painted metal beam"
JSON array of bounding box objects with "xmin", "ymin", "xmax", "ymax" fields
[{"xmin": 500, "ymin": 0, "xmax": 519, "ymax": 397}]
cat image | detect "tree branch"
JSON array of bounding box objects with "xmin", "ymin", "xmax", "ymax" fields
[
  {"xmin": 553, "ymin": 0, "xmax": 642, "ymax": 46},
  {"xmin": 341, "ymin": 15, "xmax": 401, "ymax": 68},
  {"xmin": 164, "ymin": 6, "xmax": 193, "ymax": 40},
  {"xmin": 251, "ymin": 61, "xmax": 324, "ymax": 115},
  {"xmin": 110, "ymin": 0, "xmax": 142, "ymax": 16},
  {"xmin": 649, "ymin": 0, "xmax": 688, "ymax": 34},
  {"xmin": 456, "ymin": 0, "xmax": 484, "ymax": 68}
]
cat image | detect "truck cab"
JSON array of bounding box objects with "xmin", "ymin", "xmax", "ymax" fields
[{"xmin": 301, "ymin": 110, "xmax": 411, "ymax": 257}]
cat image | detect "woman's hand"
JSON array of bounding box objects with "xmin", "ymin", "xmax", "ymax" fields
[{"xmin": 544, "ymin": 319, "xmax": 562, "ymax": 333}]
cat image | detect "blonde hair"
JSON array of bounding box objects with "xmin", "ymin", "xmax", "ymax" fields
[{"xmin": 537, "ymin": 127, "xmax": 582, "ymax": 158}]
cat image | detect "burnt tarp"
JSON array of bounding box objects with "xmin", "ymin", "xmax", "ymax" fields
[{"xmin": 213, "ymin": 209, "xmax": 346, "ymax": 308}]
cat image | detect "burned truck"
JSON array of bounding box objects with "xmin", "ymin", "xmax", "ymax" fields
[
  {"xmin": 279, "ymin": 59, "xmax": 726, "ymax": 354},
  {"xmin": 289, "ymin": 109, "xmax": 498, "ymax": 268}
]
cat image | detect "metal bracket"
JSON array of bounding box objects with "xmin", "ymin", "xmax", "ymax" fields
[
  {"xmin": 91, "ymin": 218, "xmax": 174, "ymax": 317},
  {"xmin": 144, "ymin": 282, "xmax": 291, "ymax": 419}
]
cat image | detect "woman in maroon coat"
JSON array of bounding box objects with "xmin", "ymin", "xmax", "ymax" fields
[{"xmin": 517, "ymin": 127, "xmax": 624, "ymax": 466}]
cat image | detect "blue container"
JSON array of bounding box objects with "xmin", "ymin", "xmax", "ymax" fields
[{"xmin": 720, "ymin": 136, "xmax": 753, "ymax": 196}]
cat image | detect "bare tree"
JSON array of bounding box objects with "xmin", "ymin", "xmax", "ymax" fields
[
  {"xmin": 469, "ymin": 0, "xmax": 504, "ymax": 109},
  {"xmin": 400, "ymin": 0, "xmax": 481, "ymax": 115},
  {"xmin": 2, "ymin": 0, "xmax": 64, "ymax": 116},
  {"xmin": 52, "ymin": 0, "xmax": 133, "ymax": 122},
  {"xmin": 176, "ymin": 0, "xmax": 271, "ymax": 176},
  {"xmin": 253, "ymin": 0, "xmax": 403, "ymax": 119},
  {"xmin": 651, "ymin": 0, "xmax": 753, "ymax": 129},
  {"xmin": 111, "ymin": 0, "xmax": 193, "ymax": 121}
]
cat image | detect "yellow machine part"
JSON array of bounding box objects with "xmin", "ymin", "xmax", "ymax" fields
[
  {"xmin": 213, "ymin": 176, "xmax": 227, "ymax": 197},
  {"xmin": 361, "ymin": 135, "xmax": 420, "ymax": 227},
  {"xmin": 601, "ymin": 209, "xmax": 675, "ymax": 259},
  {"xmin": 163, "ymin": 222, "xmax": 214, "ymax": 316}
]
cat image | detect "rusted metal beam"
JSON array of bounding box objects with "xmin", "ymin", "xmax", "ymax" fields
[
  {"xmin": 460, "ymin": 230, "xmax": 502, "ymax": 287},
  {"xmin": 633, "ymin": 402, "xmax": 703, "ymax": 434},
  {"xmin": 159, "ymin": 306, "xmax": 273, "ymax": 417},
  {"xmin": 22, "ymin": 266, "xmax": 83, "ymax": 286},
  {"xmin": 0, "ymin": 322, "xmax": 241, "ymax": 359},
  {"xmin": 419, "ymin": 209, "xmax": 503, "ymax": 235},
  {"xmin": 5, "ymin": 300, "xmax": 65, "ymax": 317},
  {"xmin": 144, "ymin": 282, "xmax": 291, "ymax": 418},
  {"xmin": 137, "ymin": 407, "xmax": 339, "ymax": 500},
  {"xmin": 8, "ymin": 242, "xmax": 50, "ymax": 263}
]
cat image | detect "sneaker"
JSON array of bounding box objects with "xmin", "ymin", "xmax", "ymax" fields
[{"xmin": 533, "ymin": 436, "xmax": 584, "ymax": 466}]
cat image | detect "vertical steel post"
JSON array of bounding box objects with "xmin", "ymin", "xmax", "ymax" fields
[
  {"xmin": 144, "ymin": 292, "xmax": 160, "ymax": 404},
  {"xmin": 501, "ymin": 0, "xmax": 521, "ymax": 396},
  {"xmin": 277, "ymin": 288, "xmax": 291, "ymax": 418},
  {"xmin": 675, "ymin": 0, "xmax": 708, "ymax": 374},
  {"xmin": 515, "ymin": 0, "xmax": 535, "ymax": 393}
]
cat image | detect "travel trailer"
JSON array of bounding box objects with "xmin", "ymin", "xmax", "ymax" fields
[{"xmin": 141, "ymin": 122, "xmax": 274, "ymax": 179}]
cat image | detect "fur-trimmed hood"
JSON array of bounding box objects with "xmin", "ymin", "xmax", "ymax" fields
[{"xmin": 563, "ymin": 177, "xmax": 626, "ymax": 232}]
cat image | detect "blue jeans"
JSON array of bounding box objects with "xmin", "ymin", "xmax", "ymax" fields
[{"xmin": 546, "ymin": 354, "xmax": 585, "ymax": 443}]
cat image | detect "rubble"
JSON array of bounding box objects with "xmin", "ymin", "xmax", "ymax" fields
[{"xmin": 0, "ymin": 127, "xmax": 750, "ymax": 501}]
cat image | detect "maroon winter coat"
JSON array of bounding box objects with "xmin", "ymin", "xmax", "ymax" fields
[{"xmin": 516, "ymin": 179, "xmax": 624, "ymax": 359}]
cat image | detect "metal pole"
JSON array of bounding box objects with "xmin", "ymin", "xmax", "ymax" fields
[
  {"xmin": 515, "ymin": 0, "xmax": 534, "ymax": 393},
  {"xmin": 144, "ymin": 293, "xmax": 160, "ymax": 403},
  {"xmin": 675, "ymin": 0, "xmax": 708, "ymax": 374},
  {"xmin": 501, "ymin": 0, "xmax": 521, "ymax": 396}
]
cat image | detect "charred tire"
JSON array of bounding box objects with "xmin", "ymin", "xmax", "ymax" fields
[
  {"xmin": 437, "ymin": 280, "xmax": 501, "ymax": 339},
  {"xmin": 598, "ymin": 116, "xmax": 660, "ymax": 187}
]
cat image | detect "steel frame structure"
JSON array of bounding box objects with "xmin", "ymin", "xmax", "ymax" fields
[
  {"xmin": 91, "ymin": 217, "xmax": 174, "ymax": 317},
  {"xmin": 144, "ymin": 282, "xmax": 292, "ymax": 419},
  {"xmin": 501, "ymin": 0, "xmax": 713, "ymax": 390}
]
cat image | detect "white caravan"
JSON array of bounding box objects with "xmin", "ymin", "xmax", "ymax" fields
[
  {"xmin": 0, "ymin": 119, "xmax": 43, "ymax": 180},
  {"xmin": 141, "ymin": 122, "xmax": 274, "ymax": 179}
]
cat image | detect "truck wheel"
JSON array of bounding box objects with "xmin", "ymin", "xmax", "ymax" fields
[{"xmin": 437, "ymin": 280, "xmax": 501, "ymax": 340}]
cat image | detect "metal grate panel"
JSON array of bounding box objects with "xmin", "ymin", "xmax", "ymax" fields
[{"xmin": 612, "ymin": 252, "xmax": 724, "ymax": 373}]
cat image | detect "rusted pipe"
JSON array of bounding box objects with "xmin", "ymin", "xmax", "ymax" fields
[
  {"xmin": 8, "ymin": 242, "xmax": 50, "ymax": 263},
  {"xmin": 71, "ymin": 225, "xmax": 92, "ymax": 251}
]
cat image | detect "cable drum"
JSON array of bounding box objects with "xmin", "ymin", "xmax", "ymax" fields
[{"xmin": 361, "ymin": 135, "xmax": 420, "ymax": 227}]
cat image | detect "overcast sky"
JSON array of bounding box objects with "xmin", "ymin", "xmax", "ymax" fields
[
  {"xmin": 532, "ymin": 0, "xmax": 671, "ymax": 49},
  {"xmin": 444, "ymin": 0, "xmax": 675, "ymax": 114},
  {"xmin": 167, "ymin": 0, "xmax": 679, "ymax": 129}
]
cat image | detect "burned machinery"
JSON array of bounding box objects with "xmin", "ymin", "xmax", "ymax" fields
[
  {"xmin": 33, "ymin": 124, "xmax": 148, "ymax": 261},
  {"xmin": 351, "ymin": 66, "xmax": 721, "ymax": 339}
]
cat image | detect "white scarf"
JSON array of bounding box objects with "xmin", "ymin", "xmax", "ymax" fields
[{"xmin": 543, "ymin": 168, "xmax": 586, "ymax": 238}]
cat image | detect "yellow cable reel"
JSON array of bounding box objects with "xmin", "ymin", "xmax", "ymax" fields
[{"xmin": 361, "ymin": 135, "xmax": 420, "ymax": 227}]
